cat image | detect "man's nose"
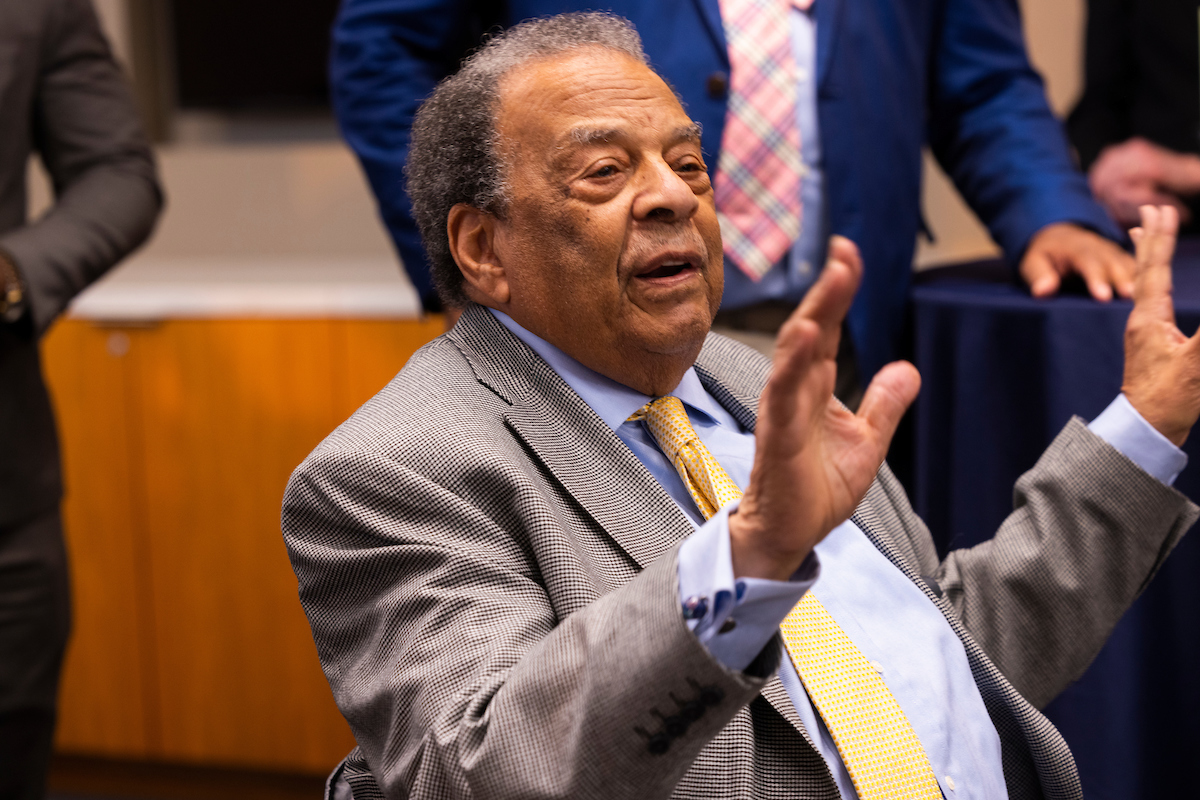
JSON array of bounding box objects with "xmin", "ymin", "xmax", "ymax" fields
[{"xmin": 632, "ymin": 157, "xmax": 701, "ymax": 222}]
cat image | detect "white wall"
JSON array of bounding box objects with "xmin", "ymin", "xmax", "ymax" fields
[{"xmin": 30, "ymin": 2, "xmax": 396, "ymax": 279}]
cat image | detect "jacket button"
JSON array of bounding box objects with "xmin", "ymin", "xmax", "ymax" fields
[
  {"xmin": 647, "ymin": 732, "xmax": 670, "ymax": 754},
  {"xmin": 680, "ymin": 699, "xmax": 706, "ymax": 723},
  {"xmin": 699, "ymin": 685, "xmax": 725, "ymax": 706},
  {"xmin": 706, "ymin": 71, "xmax": 728, "ymax": 99}
]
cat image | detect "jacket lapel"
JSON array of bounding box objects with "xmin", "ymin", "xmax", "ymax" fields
[
  {"xmin": 504, "ymin": 401, "xmax": 696, "ymax": 569},
  {"xmin": 451, "ymin": 306, "xmax": 695, "ymax": 570}
]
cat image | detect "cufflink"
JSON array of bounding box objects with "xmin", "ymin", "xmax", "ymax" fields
[{"xmin": 682, "ymin": 595, "xmax": 709, "ymax": 620}]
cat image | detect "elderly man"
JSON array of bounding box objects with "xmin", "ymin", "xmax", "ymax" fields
[{"xmin": 284, "ymin": 14, "xmax": 1200, "ymax": 800}]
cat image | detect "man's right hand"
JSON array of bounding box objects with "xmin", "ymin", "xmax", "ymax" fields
[{"xmin": 728, "ymin": 236, "xmax": 921, "ymax": 581}]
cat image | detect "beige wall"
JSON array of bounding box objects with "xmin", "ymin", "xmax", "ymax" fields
[{"xmin": 44, "ymin": 0, "xmax": 1089, "ymax": 279}]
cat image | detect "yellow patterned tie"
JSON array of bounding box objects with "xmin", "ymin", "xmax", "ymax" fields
[{"xmin": 631, "ymin": 396, "xmax": 942, "ymax": 800}]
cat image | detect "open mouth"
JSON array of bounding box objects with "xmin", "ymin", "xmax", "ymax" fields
[{"xmin": 639, "ymin": 261, "xmax": 693, "ymax": 279}]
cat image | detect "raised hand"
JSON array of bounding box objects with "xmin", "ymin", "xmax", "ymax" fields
[
  {"xmin": 1122, "ymin": 205, "xmax": 1200, "ymax": 447},
  {"xmin": 728, "ymin": 236, "xmax": 922, "ymax": 581}
]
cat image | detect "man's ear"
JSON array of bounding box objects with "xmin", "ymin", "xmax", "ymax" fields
[{"xmin": 447, "ymin": 203, "xmax": 510, "ymax": 306}]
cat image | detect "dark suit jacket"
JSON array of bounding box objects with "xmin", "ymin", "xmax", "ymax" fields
[
  {"xmin": 1067, "ymin": 0, "xmax": 1200, "ymax": 170},
  {"xmin": 330, "ymin": 0, "xmax": 1119, "ymax": 377},
  {"xmin": 283, "ymin": 305, "xmax": 1196, "ymax": 800},
  {"xmin": 1066, "ymin": 0, "xmax": 1200, "ymax": 228},
  {"xmin": 0, "ymin": 0, "xmax": 161, "ymax": 527}
]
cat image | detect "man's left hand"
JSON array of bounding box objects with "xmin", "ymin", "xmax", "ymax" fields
[
  {"xmin": 1019, "ymin": 222, "xmax": 1135, "ymax": 302},
  {"xmin": 1122, "ymin": 205, "xmax": 1200, "ymax": 447}
]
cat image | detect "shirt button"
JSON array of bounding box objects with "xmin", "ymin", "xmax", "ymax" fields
[
  {"xmin": 796, "ymin": 66, "xmax": 810, "ymax": 83},
  {"xmin": 706, "ymin": 71, "xmax": 728, "ymax": 99},
  {"xmin": 870, "ymin": 660, "xmax": 884, "ymax": 675},
  {"xmin": 798, "ymin": 259, "xmax": 812, "ymax": 276},
  {"xmin": 944, "ymin": 775, "xmax": 957, "ymax": 791}
]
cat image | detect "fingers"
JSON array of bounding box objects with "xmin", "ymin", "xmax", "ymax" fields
[
  {"xmin": 791, "ymin": 236, "xmax": 861, "ymax": 345},
  {"xmin": 1019, "ymin": 249, "xmax": 1061, "ymax": 298},
  {"xmin": 1078, "ymin": 249, "xmax": 1136, "ymax": 300},
  {"xmin": 767, "ymin": 316, "xmax": 822, "ymax": 428},
  {"xmin": 1132, "ymin": 204, "xmax": 1178, "ymax": 311},
  {"xmin": 1157, "ymin": 152, "xmax": 1200, "ymax": 196},
  {"xmin": 857, "ymin": 361, "xmax": 921, "ymax": 445},
  {"xmin": 1110, "ymin": 251, "xmax": 1137, "ymax": 299},
  {"xmin": 765, "ymin": 236, "xmax": 865, "ymax": 431},
  {"xmin": 1073, "ymin": 252, "xmax": 1115, "ymax": 301},
  {"xmin": 1020, "ymin": 224, "xmax": 1136, "ymax": 300}
]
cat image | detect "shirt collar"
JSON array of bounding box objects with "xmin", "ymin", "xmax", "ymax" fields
[{"xmin": 490, "ymin": 309, "xmax": 731, "ymax": 431}]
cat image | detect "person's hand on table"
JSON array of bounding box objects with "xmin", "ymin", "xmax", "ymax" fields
[
  {"xmin": 1019, "ymin": 222, "xmax": 1135, "ymax": 302},
  {"xmin": 727, "ymin": 236, "xmax": 921, "ymax": 581},
  {"xmin": 1088, "ymin": 137, "xmax": 1200, "ymax": 229},
  {"xmin": 1121, "ymin": 205, "xmax": 1200, "ymax": 448}
]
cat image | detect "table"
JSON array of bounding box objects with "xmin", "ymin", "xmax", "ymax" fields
[{"xmin": 909, "ymin": 239, "xmax": 1200, "ymax": 799}]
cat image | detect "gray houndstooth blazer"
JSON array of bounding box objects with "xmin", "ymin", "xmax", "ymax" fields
[{"xmin": 283, "ymin": 304, "xmax": 1198, "ymax": 800}]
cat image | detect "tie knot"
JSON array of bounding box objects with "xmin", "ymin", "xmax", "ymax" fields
[
  {"xmin": 629, "ymin": 396, "xmax": 696, "ymax": 459},
  {"xmin": 631, "ymin": 396, "xmax": 742, "ymax": 519}
]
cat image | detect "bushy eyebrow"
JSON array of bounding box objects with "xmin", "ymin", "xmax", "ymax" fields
[{"xmin": 567, "ymin": 121, "xmax": 703, "ymax": 146}]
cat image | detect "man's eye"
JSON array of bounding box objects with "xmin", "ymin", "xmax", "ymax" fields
[
  {"xmin": 590, "ymin": 164, "xmax": 619, "ymax": 178},
  {"xmin": 677, "ymin": 161, "xmax": 704, "ymax": 173}
]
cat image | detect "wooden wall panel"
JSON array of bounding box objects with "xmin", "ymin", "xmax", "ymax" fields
[
  {"xmin": 134, "ymin": 320, "xmax": 350, "ymax": 773},
  {"xmin": 41, "ymin": 317, "xmax": 444, "ymax": 775},
  {"xmin": 42, "ymin": 322, "xmax": 157, "ymax": 758},
  {"xmin": 331, "ymin": 318, "xmax": 446, "ymax": 418}
]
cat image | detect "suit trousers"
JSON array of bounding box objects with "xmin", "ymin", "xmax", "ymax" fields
[{"xmin": 0, "ymin": 508, "xmax": 70, "ymax": 800}]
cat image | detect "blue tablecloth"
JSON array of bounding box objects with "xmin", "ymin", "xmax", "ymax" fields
[{"xmin": 910, "ymin": 239, "xmax": 1200, "ymax": 799}]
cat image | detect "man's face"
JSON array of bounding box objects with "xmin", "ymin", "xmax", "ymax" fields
[{"xmin": 486, "ymin": 47, "xmax": 724, "ymax": 395}]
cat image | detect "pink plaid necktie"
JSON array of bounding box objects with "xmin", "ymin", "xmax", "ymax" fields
[{"xmin": 714, "ymin": 0, "xmax": 809, "ymax": 280}]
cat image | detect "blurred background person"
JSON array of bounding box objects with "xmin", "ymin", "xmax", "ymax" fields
[
  {"xmin": 331, "ymin": 0, "xmax": 1134, "ymax": 402},
  {"xmin": 1068, "ymin": 0, "xmax": 1200, "ymax": 231},
  {"xmin": 0, "ymin": 0, "xmax": 161, "ymax": 797}
]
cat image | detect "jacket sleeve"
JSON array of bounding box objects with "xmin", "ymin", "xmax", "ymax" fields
[
  {"xmin": 330, "ymin": 0, "xmax": 501, "ymax": 312},
  {"xmin": 0, "ymin": 0, "xmax": 162, "ymax": 337},
  {"xmin": 935, "ymin": 418, "xmax": 1198, "ymax": 709},
  {"xmin": 926, "ymin": 0, "xmax": 1122, "ymax": 263},
  {"xmin": 282, "ymin": 446, "xmax": 774, "ymax": 800}
]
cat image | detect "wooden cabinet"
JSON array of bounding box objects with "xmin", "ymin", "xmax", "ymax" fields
[{"xmin": 41, "ymin": 317, "xmax": 443, "ymax": 775}]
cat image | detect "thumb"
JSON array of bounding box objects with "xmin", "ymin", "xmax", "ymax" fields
[{"xmin": 857, "ymin": 361, "xmax": 921, "ymax": 448}]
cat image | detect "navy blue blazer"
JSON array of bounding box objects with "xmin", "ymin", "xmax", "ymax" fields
[{"xmin": 331, "ymin": 0, "xmax": 1119, "ymax": 377}]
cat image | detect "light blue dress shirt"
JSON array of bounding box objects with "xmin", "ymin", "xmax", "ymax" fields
[
  {"xmin": 722, "ymin": 5, "xmax": 827, "ymax": 310},
  {"xmin": 491, "ymin": 309, "xmax": 1187, "ymax": 799}
]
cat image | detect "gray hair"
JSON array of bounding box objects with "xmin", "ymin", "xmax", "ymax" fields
[{"xmin": 406, "ymin": 12, "xmax": 648, "ymax": 308}]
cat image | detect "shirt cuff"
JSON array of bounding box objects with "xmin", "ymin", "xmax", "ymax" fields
[
  {"xmin": 1089, "ymin": 394, "xmax": 1188, "ymax": 486},
  {"xmin": 677, "ymin": 501, "xmax": 819, "ymax": 672}
]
